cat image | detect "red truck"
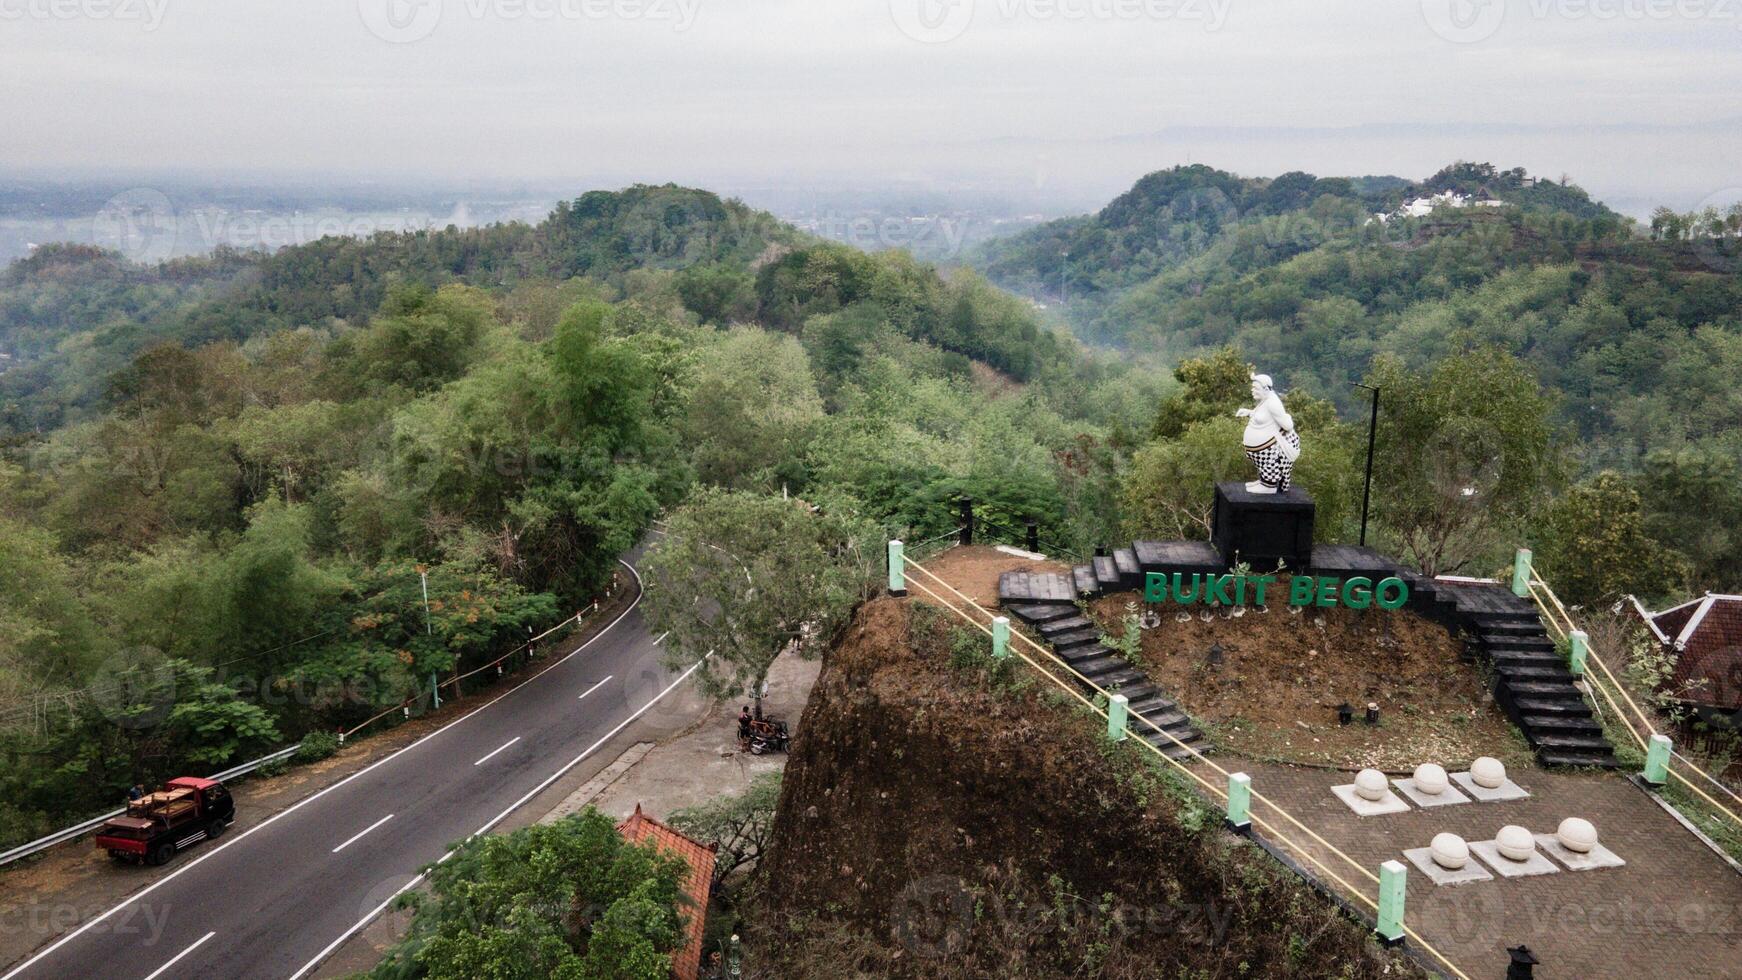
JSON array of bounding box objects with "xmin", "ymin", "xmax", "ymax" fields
[{"xmin": 95, "ymin": 777, "xmax": 235, "ymax": 866}]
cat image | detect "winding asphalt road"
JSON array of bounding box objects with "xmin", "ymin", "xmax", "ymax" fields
[{"xmin": 2, "ymin": 548, "xmax": 698, "ymax": 980}]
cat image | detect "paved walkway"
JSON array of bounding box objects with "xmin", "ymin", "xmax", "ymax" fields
[{"xmin": 1237, "ymin": 759, "xmax": 1742, "ymax": 978}]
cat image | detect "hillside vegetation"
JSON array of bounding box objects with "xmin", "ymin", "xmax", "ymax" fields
[
  {"xmin": 975, "ymin": 162, "xmax": 1742, "ymax": 592},
  {"xmin": 2, "ymin": 170, "xmax": 1734, "ymax": 845},
  {"xmin": 0, "ymin": 185, "xmax": 1160, "ymax": 843}
]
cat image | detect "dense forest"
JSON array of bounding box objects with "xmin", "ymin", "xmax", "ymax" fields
[
  {"xmin": 975, "ymin": 161, "xmax": 1742, "ymax": 595},
  {"xmin": 0, "ymin": 185, "xmax": 1159, "ymax": 843},
  {"xmin": 0, "ymin": 170, "xmax": 1736, "ymax": 844}
]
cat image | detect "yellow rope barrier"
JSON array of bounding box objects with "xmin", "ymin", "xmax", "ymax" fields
[
  {"xmin": 1525, "ymin": 565, "xmax": 1742, "ymax": 833},
  {"xmin": 1666, "ymin": 769, "xmax": 1742, "ymax": 829},
  {"xmin": 902, "ymin": 562, "xmax": 1384, "ymax": 889},
  {"xmin": 1583, "ymin": 662, "xmax": 1649, "ymax": 751},
  {"xmin": 1669, "ymin": 751, "xmax": 1742, "ymax": 813},
  {"xmin": 897, "ymin": 567, "xmax": 1473, "ymax": 980}
]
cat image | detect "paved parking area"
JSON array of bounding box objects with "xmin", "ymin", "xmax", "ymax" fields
[{"xmin": 1236, "ymin": 760, "xmax": 1742, "ymax": 978}]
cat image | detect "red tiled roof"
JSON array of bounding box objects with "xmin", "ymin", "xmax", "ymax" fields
[
  {"xmin": 1642, "ymin": 595, "xmax": 1742, "ymax": 710},
  {"xmin": 618, "ymin": 804, "xmax": 717, "ymax": 980}
]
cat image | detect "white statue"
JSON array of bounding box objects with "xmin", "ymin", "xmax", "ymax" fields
[{"xmin": 1235, "ymin": 373, "xmax": 1300, "ymax": 494}]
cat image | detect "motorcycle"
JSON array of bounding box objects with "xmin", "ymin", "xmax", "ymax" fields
[{"xmin": 742, "ymin": 717, "xmax": 790, "ymax": 755}]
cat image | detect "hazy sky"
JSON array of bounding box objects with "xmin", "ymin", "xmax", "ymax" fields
[{"xmin": 4, "ymin": 0, "xmax": 1740, "ymax": 211}]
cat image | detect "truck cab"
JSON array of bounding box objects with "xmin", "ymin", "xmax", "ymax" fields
[{"xmin": 95, "ymin": 777, "xmax": 235, "ymax": 866}]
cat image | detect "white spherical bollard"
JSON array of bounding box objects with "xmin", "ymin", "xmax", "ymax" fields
[
  {"xmin": 1413, "ymin": 763, "xmax": 1449, "ymax": 796},
  {"xmin": 1355, "ymin": 768, "xmax": 1389, "ymax": 802},
  {"xmin": 1557, "ymin": 817, "xmax": 1598, "ymax": 853},
  {"xmin": 1496, "ymin": 825, "xmax": 1535, "ymax": 862},
  {"xmin": 1470, "ymin": 756, "xmax": 1506, "ymax": 789},
  {"xmin": 1429, "ymin": 832, "xmax": 1470, "ymax": 870}
]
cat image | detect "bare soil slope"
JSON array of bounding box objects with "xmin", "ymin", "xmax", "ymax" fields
[
  {"xmin": 1089, "ymin": 593, "xmax": 1531, "ymax": 771},
  {"xmin": 745, "ymin": 597, "xmax": 1423, "ymax": 979}
]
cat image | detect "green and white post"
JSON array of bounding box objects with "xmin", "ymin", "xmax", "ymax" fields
[
  {"xmin": 1225, "ymin": 772, "xmax": 1251, "ymax": 833},
  {"xmin": 1107, "ymin": 693, "xmax": 1129, "ymax": 742},
  {"xmin": 887, "ymin": 539, "xmax": 906, "ymax": 596},
  {"xmin": 1376, "ymin": 859, "xmax": 1407, "ymax": 947},
  {"xmin": 992, "ymin": 616, "xmax": 1010, "ymax": 659},
  {"xmin": 1644, "ymin": 732, "xmax": 1672, "ymax": 786},
  {"xmin": 1512, "ymin": 547, "xmax": 1533, "ymax": 598},
  {"xmin": 1568, "ymin": 629, "xmax": 1589, "ymax": 678}
]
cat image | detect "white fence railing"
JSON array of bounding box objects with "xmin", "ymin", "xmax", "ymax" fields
[{"xmin": 0, "ymin": 741, "xmax": 304, "ymax": 867}]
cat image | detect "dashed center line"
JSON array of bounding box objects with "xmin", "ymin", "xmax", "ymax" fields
[
  {"xmin": 472, "ymin": 736, "xmax": 522, "ymax": 766},
  {"xmin": 331, "ymin": 814, "xmax": 394, "ymax": 854},
  {"xmin": 142, "ymin": 931, "xmax": 214, "ymax": 980},
  {"xmin": 578, "ymin": 676, "xmax": 612, "ymax": 701}
]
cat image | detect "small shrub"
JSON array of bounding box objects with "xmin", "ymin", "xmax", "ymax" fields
[
  {"xmin": 1099, "ymin": 602, "xmax": 1145, "ymax": 668},
  {"xmin": 295, "ymin": 730, "xmax": 341, "ymax": 763}
]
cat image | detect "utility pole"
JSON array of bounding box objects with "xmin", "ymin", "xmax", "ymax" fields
[
  {"xmin": 1351, "ymin": 383, "xmax": 1381, "ymax": 547},
  {"xmin": 417, "ymin": 563, "xmax": 432, "ymax": 635}
]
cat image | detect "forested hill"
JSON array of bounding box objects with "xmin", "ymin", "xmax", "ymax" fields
[
  {"xmin": 971, "ymin": 162, "xmax": 1742, "ymax": 469},
  {"xmin": 0, "ymin": 182, "xmax": 1149, "ymax": 841},
  {"xmin": 976, "ymin": 162, "xmax": 1627, "ymax": 311},
  {"xmin": 1, "ymin": 186, "xmax": 789, "ymax": 433}
]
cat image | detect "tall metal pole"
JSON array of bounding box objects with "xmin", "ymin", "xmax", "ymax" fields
[
  {"xmin": 418, "ymin": 565, "xmax": 433, "ymax": 635},
  {"xmin": 1353, "ymin": 384, "xmax": 1380, "ymax": 547}
]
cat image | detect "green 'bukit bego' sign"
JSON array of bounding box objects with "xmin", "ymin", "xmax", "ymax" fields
[{"xmin": 1144, "ymin": 572, "xmax": 1409, "ymax": 610}]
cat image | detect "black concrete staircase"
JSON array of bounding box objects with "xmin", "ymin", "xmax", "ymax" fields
[
  {"xmin": 1001, "ymin": 572, "xmax": 1207, "ymax": 761},
  {"xmin": 1031, "ymin": 541, "xmax": 1619, "ymax": 770}
]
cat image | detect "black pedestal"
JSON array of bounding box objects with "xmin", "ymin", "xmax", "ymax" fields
[{"xmin": 1211, "ymin": 482, "xmax": 1315, "ymax": 571}]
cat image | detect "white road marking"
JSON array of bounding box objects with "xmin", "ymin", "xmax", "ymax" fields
[
  {"xmin": 474, "ymin": 655, "xmax": 706, "ymax": 838},
  {"xmin": 652, "ymin": 631, "xmax": 669, "ymax": 645},
  {"xmin": 472, "ymin": 737, "xmax": 521, "ymax": 767},
  {"xmin": 577, "ymin": 676, "xmax": 612, "ymax": 701},
  {"xmin": 141, "ymin": 931, "xmax": 214, "ymax": 980},
  {"xmin": 285, "ymin": 560, "xmax": 671, "ymax": 980},
  {"xmin": 331, "ymin": 814, "xmax": 394, "ymax": 854},
  {"xmin": 1, "ymin": 557, "xmax": 648, "ymax": 980},
  {"xmin": 290, "ymin": 649, "xmax": 707, "ymax": 980}
]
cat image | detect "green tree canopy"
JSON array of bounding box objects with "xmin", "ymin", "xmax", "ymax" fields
[
  {"xmin": 642, "ymin": 489, "xmax": 876, "ymax": 700},
  {"xmin": 368, "ymin": 809, "xmax": 688, "ymax": 980}
]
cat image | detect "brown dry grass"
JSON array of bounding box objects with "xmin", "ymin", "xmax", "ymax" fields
[
  {"xmin": 1089, "ymin": 591, "xmax": 1533, "ymax": 771},
  {"xmin": 909, "ymin": 544, "xmax": 1067, "ymax": 608}
]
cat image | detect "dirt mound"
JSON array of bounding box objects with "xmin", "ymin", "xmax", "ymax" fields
[
  {"xmin": 744, "ymin": 598, "xmax": 1422, "ymax": 979},
  {"xmin": 1090, "ymin": 593, "xmax": 1531, "ymax": 771}
]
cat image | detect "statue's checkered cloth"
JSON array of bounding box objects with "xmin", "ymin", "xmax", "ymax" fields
[{"xmin": 1245, "ymin": 429, "xmax": 1300, "ymax": 490}]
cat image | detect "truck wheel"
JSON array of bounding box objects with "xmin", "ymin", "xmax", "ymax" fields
[
  {"xmin": 148, "ymin": 843, "xmax": 175, "ymax": 867},
  {"xmin": 208, "ymin": 818, "xmax": 227, "ymax": 839}
]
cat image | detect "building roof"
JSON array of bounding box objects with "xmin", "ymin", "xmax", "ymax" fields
[
  {"xmin": 1635, "ymin": 594, "xmax": 1742, "ymax": 710},
  {"xmin": 618, "ymin": 804, "xmax": 717, "ymax": 980}
]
